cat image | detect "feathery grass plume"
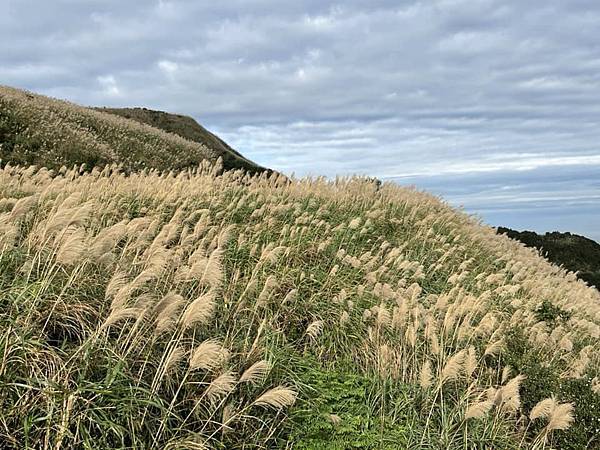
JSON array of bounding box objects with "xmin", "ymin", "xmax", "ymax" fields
[
  {"xmin": 282, "ymin": 289, "xmax": 297, "ymax": 305},
  {"xmin": 377, "ymin": 344, "xmax": 395, "ymax": 377},
  {"xmin": 419, "ymin": 360, "xmax": 432, "ymax": 389},
  {"xmin": 328, "ymin": 414, "xmax": 342, "ymax": 426},
  {"xmin": 253, "ymin": 386, "xmax": 297, "ymax": 409},
  {"xmin": 465, "ymin": 400, "xmax": 494, "ymax": 420},
  {"xmin": 484, "ymin": 338, "xmax": 505, "ymax": 357},
  {"xmin": 0, "ymin": 215, "xmax": 18, "ymax": 249},
  {"xmin": 405, "ymin": 324, "xmax": 417, "ymax": 348},
  {"xmin": 190, "ymin": 339, "xmax": 230, "ymax": 371},
  {"xmin": 108, "ymin": 281, "xmax": 134, "ymax": 312},
  {"xmin": 442, "ymin": 308, "xmax": 457, "ymax": 337},
  {"xmin": 499, "ymin": 375, "xmax": 525, "ymax": 413},
  {"xmin": 440, "ymin": 350, "xmax": 466, "ymax": 384},
  {"xmin": 240, "ymin": 360, "xmax": 271, "ymax": 385},
  {"xmin": 205, "ymin": 371, "xmax": 237, "ymax": 403},
  {"xmin": 530, "ymin": 397, "xmax": 557, "ymax": 421},
  {"xmin": 348, "ymin": 217, "xmax": 361, "ymax": 229},
  {"xmin": 260, "ymin": 245, "xmax": 286, "ymax": 265},
  {"xmin": 429, "ymin": 330, "xmax": 440, "ymax": 355},
  {"xmin": 256, "ymin": 275, "xmax": 278, "ymax": 307},
  {"xmin": 558, "ymin": 335, "xmax": 573, "ymax": 352},
  {"xmin": 201, "ymin": 248, "xmax": 224, "ymax": 289},
  {"xmin": 90, "ymin": 220, "xmax": 127, "ymax": 258},
  {"xmin": 55, "ymin": 226, "xmax": 87, "ymax": 266},
  {"xmin": 567, "ymin": 345, "xmax": 592, "ymax": 379},
  {"xmin": 340, "ymin": 311, "xmax": 350, "ymax": 325},
  {"xmin": 376, "ymin": 304, "xmax": 391, "ymax": 329},
  {"xmin": 306, "ymin": 320, "xmax": 324, "ymax": 341},
  {"xmin": 474, "ymin": 312, "xmax": 497, "ymax": 337},
  {"xmin": 164, "ymin": 346, "xmax": 186, "ymax": 374},
  {"xmin": 464, "ymin": 346, "xmax": 478, "ymax": 378},
  {"xmin": 9, "ymin": 194, "xmax": 38, "ymax": 219},
  {"xmin": 546, "ymin": 402, "xmax": 575, "ymax": 432},
  {"xmin": 180, "ymin": 291, "xmax": 216, "ymax": 329},
  {"xmin": 102, "ymin": 306, "xmax": 144, "ymax": 328},
  {"xmin": 155, "ymin": 292, "xmax": 185, "ymax": 316},
  {"xmin": 155, "ymin": 293, "xmax": 185, "ymax": 335},
  {"xmin": 221, "ymin": 403, "xmax": 235, "ymax": 433},
  {"xmin": 589, "ymin": 377, "xmax": 600, "ymax": 394},
  {"xmin": 501, "ymin": 366, "xmax": 512, "ymax": 384}
]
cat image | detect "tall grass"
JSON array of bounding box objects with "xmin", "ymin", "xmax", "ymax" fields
[
  {"xmin": 0, "ymin": 85, "xmax": 217, "ymax": 172},
  {"xmin": 0, "ymin": 161, "xmax": 598, "ymax": 449}
]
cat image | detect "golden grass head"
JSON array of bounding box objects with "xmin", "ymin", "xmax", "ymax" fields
[
  {"xmin": 253, "ymin": 386, "xmax": 297, "ymax": 409},
  {"xmin": 180, "ymin": 291, "xmax": 216, "ymax": 329},
  {"xmin": 240, "ymin": 360, "xmax": 271, "ymax": 386},
  {"xmin": 205, "ymin": 371, "xmax": 237, "ymax": 403},
  {"xmin": 546, "ymin": 402, "xmax": 575, "ymax": 432},
  {"xmin": 189, "ymin": 339, "xmax": 230, "ymax": 372},
  {"xmin": 465, "ymin": 400, "xmax": 494, "ymax": 420}
]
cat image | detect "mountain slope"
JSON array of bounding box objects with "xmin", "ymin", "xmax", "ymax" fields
[
  {"xmin": 498, "ymin": 227, "xmax": 600, "ymax": 289},
  {"xmin": 96, "ymin": 107, "xmax": 265, "ymax": 175},
  {"xmin": 0, "ymin": 85, "xmax": 263, "ymax": 173},
  {"xmin": 1, "ymin": 164, "xmax": 599, "ymax": 449}
]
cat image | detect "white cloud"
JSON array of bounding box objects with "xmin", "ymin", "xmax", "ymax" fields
[
  {"xmin": 97, "ymin": 75, "xmax": 120, "ymax": 97},
  {"xmin": 158, "ymin": 60, "xmax": 179, "ymax": 76}
]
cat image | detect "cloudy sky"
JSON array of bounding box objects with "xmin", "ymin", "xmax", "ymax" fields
[{"xmin": 2, "ymin": 0, "xmax": 599, "ymax": 240}]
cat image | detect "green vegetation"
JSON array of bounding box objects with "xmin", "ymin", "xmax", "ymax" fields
[
  {"xmin": 0, "ymin": 87, "xmax": 599, "ymax": 449},
  {"xmin": 498, "ymin": 227, "xmax": 600, "ymax": 289},
  {"xmin": 0, "ymin": 86, "xmax": 262, "ymax": 173},
  {"xmin": 0, "ymin": 163, "xmax": 598, "ymax": 449},
  {"xmin": 97, "ymin": 107, "xmax": 266, "ymax": 174}
]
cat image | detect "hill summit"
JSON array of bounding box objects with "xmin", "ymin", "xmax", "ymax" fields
[
  {"xmin": 0, "ymin": 85, "xmax": 264, "ymax": 174},
  {"xmin": 96, "ymin": 107, "xmax": 264, "ymax": 175}
]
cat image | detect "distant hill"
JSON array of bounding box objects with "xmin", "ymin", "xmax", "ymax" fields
[
  {"xmin": 497, "ymin": 227, "xmax": 600, "ymax": 288},
  {"xmin": 96, "ymin": 107, "xmax": 266, "ymax": 175},
  {"xmin": 0, "ymin": 85, "xmax": 264, "ymax": 174}
]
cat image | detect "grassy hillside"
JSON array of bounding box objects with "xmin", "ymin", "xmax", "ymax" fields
[
  {"xmin": 498, "ymin": 227, "xmax": 600, "ymax": 289},
  {"xmin": 97, "ymin": 107, "xmax": 265, "ymax": 175},
  {"xmin": 1, "ymin": 163, "xmax": 599, "ymax": 449},
  {"xmin": 0, "ymin": 86, "xmax": 262, "ymax": 173}
]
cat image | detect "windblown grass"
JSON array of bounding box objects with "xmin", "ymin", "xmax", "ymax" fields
[
  {"xmin": 1, "ymin": 86, "xmax": 230, "ymax": 172},
  {"xmin": 0, "ymin": 161, "xmax": 599, "ymax": 449}
]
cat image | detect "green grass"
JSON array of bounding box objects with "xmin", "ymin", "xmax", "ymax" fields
[
  {"xmin": 0, "ymin": 85, "xmax": 262, "ymax": 174},
  {"xmin": 96, "ymin": 107, "xmax": 266, "ymax": 175},
  {"xmin": 0, "ymin": 165, "xmax": 597, "ymax": 449},
  {"xmin": 0, "ymin": 86, "xmax": 599, "ymax": 448}
]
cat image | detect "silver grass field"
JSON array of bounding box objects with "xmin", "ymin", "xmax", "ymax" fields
[{"xmin": 0, "ymin": 160, "xmax": 599, "ymax": 449}]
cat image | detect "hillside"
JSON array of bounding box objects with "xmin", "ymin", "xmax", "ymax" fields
[
  {"xmin": 0, "ymin": 86, "xmax": 263, "ymax": 173},
  {"xmin": 1, "ymin": 163, "xmax": 599, "ymax": 449},
  {"xmin": 498, "ymin": 227, "xmax": 600, "ymax": 289},
  {"xmin": 96, "ymin": 107, "xmax": 265, "ymax": 174}
]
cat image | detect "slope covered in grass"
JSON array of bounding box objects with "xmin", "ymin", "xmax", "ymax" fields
[
  {"xmin": 97, "ymin": 107, "xmax": 265, "ymax": 175},
  {"xmin": 0, "ymin": 86, "xmax": 260, "ymax": 173},
  {"xmin": 498, "ymin": 227, "xmax": 600, "ymax": 289},
  {"xmin": 0, "ymin": 163, "xmax": 599, "ymax": 449}
]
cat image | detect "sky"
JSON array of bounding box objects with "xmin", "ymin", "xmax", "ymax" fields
[{"xmin": 1, "ymin": 0, "xmax": 599, "ymax": 240}]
